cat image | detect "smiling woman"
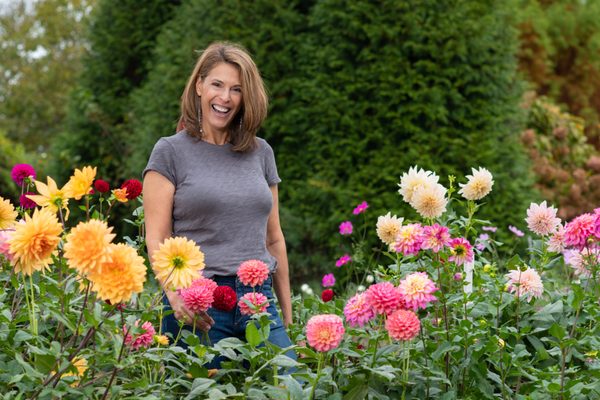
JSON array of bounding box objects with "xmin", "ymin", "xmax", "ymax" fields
[{"xmin": 142, "ymin": 42, "xmax": 295, "ymax": 367}]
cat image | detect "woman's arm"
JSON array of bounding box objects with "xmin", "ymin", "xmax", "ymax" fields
[
  {"xmin": 266, "ymin": 185, "xmax": 293, "ymax": 327},
  {"xmin": 143, "ymin": 171, "xmax": 213, "ymax": 331}
]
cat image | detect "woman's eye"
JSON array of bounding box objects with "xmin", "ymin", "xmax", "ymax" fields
[{"xmin": 232, "ymin": 87, "xmax": 242, "ymax": 93}]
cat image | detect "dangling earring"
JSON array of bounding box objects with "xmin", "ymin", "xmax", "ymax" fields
[
  {"xmin": 238, "ymin": 116, "xmax": 243, "ymax": 133},
  {"xmin": 195, "ymin": 96, "xmax": 204, "ymax": 135}
]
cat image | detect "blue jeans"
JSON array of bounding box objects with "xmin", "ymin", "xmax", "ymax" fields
[{"xmin": 162, "ymin": 275, "xmax": 296, "ymax": 368}]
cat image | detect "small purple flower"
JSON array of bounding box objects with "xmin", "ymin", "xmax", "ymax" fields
[
  {"xmin": 508, "ymin": 225, "xmax": 524, "ymax": 237},
  {"xmin": 453, "ymin": 273, "xmax": 462, "ymax": 281},
  {"xmin": 11, "ymin": 164, "xmax": 36, "ymax": 186},
  {"xmin": 335, "ymin": 254, "xmax": 352, "ymax": 267},
  {"xmin": 339, "ymin": 221, "xmax": 353, "ymax": 235},
  {"xmin": 482, "ymin": 226, "xmax": 497, "ymax": 232},
  {"xmin": 322, "ymin": 273, "xmax": 335, "ymax": 288},
  {"xmin": 352, "ymin": 201, "xmax": 369, "ymax": 215},
  {"xmin": 475, "ymin": 233, "xmax": 489, "ymax": 251},
  {"xmin": 19, "ymin": 192, "xmax": 37, "ymax": 209}
]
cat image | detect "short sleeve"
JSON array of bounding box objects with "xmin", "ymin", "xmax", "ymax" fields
[
  {"xmin": 142, "ymin": 138, "xmax": 176, "ymax": 185},
  {"xmin": 262, "ymin": 141, "xmax": 281, "ymax": 186}
]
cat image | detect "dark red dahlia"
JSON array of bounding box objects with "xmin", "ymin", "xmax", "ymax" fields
[
  {"xmin": 19, "ymin": 192, "xmax": 37, "ymax": 209},
  {"xmin": 212, "ymin": 286, "xmax": 237, "ymax": 312},
  {"xmin": 94, "ymin": 179, "xmax": 110, "ymax": 193},
  {"xmin": 121, "ymin": 179, "xmax": 142, "ymax": 200},
  {"xmin": 321, "ymin": 289, "xmax": 334, "ymax": 302}
]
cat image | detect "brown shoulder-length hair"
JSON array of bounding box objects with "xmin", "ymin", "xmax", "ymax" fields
[{"xmin": 180, "ymin": 42, "xmax": 268, "ymax": 152}]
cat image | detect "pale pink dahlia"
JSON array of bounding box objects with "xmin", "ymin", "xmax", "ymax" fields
[
  {"xmin": 343, "ymin": 292, "xmax": 376, "ymax": 327},
  {"xmin": 398, "ymin": 272, "xmax": 438, "ymax": 311},
  {"xmin": 335, "ymin": 254, "xmax": 351, "ymax": 267},
  {"xmin": 421, "ymin": 224, "xmax": 451, "ymax": 253},
  {"xmin": 564, "ymin": 248, "xmax": 600, "ymax": 278},
  {"xmin": 305, "ymin": 314, "xmax": 345, "ymax": 352},
  {"xmin": 124, "ymin": 320, "xmax": 156, "ymax": 350},
  {"xmin": 448, "ymin": 237, "xmax": 474, "ymax": 266},
  {"xmin": 385, "ymin": 309, "xmax": 420, "ymax": 341},
  {"xmin": 237, "ymin": 259, "xmax": 269, "ymax": 287},
  {"xmin": 0, "ymin": 230, "xmax": 14, "ymax": 262},
  {"xmin": 179, "ymin": 277, "xmax": 217, "ymax": 313},
  {"xmin": 365, "ymin": 282, "xmax": 404, "ymax": 315},
  {"xmin": 564, "ymin": 213, "xmax": 596, "ymax": 248},
  {"xmin": 525, "ymin": 201, "xmax": 561, "ymax": 236},
  {"xmin": 393, "ymin": 223, "xmax": 424, "ymax": 256},
  {"xmin": 505, "ymin": 267, "xmax": 544, "ymax": 302},
  {"xmin": 238, "ymin": 292, "xmax": 269, "ymax": 315},
  {"xmin": 547, "ymin": 224, "xmax": 566, "ymax": 253}
]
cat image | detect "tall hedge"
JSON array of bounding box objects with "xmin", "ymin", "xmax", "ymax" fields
[
  {"xmin": 49, "ymin": 0, "xmax": 179, "ymax": 184},
  {"xmin": 127, "ymin": 0, "xmax": 535, "ymax": 281}
]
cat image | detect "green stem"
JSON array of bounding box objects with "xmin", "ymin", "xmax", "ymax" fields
[{"xmin": 309, "ymin": 352, "xmax": 324, "ymax": 400}]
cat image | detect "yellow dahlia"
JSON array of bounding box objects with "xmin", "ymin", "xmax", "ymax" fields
[
  {"xmin": 0, "ymin": 197, "xmax": 18, "ymax": 229},
  {"xmin": 64, "ymin": 357, "xmax": 88, "ymax": 378},
  {"xmin": 112, "ymin": 188, "xmax": 128, "ymax": 203},
  {"xmin": 64, "ymin": 219, "xmax": 115, "ymax": 276},
  {"xmin": 152, "ymin": 237, "xmax": 204, "ymax": 290},
  {"xmin": 64, "ymin": 166, "xmax": 96, "ymax": 200},
  {"xmin": 88, "ymin": 243, "xmax": 146, "ymax": 304},
  {"xmin": 8, "ymin": 208, "xmax": 62, "ymax": 275},
  {"xmin": 154, "ymin": 334, "xmax": 169, "ymax": 346},
  {"xmin": 27, "ymin": 176, "xmax": 70, "ymax": 217}
]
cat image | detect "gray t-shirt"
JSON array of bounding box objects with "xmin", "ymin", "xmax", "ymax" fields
[{"xmin": 143, "ymin": 131, "xmax": 281, "ymax": 278}]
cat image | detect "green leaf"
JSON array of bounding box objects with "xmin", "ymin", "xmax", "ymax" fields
[
  {"xmin": 549, "ymin": 323, "xmax": 566, "ymax": 341},
  {"xmin": 245, "ymin": 322, "xmax": 262, "ymax": 347},
  {"xmin": 343, "ymin": 385, "xmax": 369, "ymax": 400},
  {"xmin": 270, "ymin": 354, "xmax": 299, "ymax": 368}
]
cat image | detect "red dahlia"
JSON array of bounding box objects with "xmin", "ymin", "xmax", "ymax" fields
[
  {"xmin": 212, "ymin": 286, "xmax": 237, "ymax": 312},
  {"xmin": 321, "ymin": 289, "xmax": 334, "ymax": 302},
  {"xmin": 121, "ymin": 179, "xmax": 142, "ymax": 200},
  {"xmin": 94, "ymin": 179, "xmax": 110, "ymax": 193}
]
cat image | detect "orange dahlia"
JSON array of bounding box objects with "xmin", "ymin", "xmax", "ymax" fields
[
  {"xmin": 0, "ymin": 196, "xmax": 18, "ymax": 229},
  {"xmin": 64, "ymin": 166, "xmax": 96, "ymax": 200},
  {"xmin": 152, "ymin": 237, "xmax": 204, "ymax": 290},
  {"xmin": 88, "ymin": 243, "xmax": 146, "ymax": 304},
  {"xmin": 8, "ymin": 208, "xmax": 62, "ymax": 275},
  {"xmin": 64, "ymin": 219, "xmax": 115, "ymax": 276}
]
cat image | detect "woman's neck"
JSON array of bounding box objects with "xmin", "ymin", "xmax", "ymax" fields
[{"xmin": 202, "ymin": 126, "xmax": 229, "ymax": 145}]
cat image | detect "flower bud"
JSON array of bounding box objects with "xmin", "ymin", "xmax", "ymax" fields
[{"xmin": 366, "ymin": 275, "xmax": 374, "ymax": 284}]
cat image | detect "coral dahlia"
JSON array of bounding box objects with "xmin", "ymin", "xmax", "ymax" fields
[
  {"xmin": 238, "ymin": 292, "xmax": 268, "ymax": 315},
  {"xmin": 306, "ymin": 314, "xmax": 345, "ymax": 352},
  {"xmin": 179, "ymin": 277, "xmax": 218, "ymax": 313},
  {"xmin": 124, "ymin": 320, "xmax": 155, "ymax": 350},
  {"xmin": 237, "ymin": 259, "xmax": 270, "ymax": 287},
  {"xmin": 386, "ymin": 309, "xmax": 420, "ymax": 341},
  {"xmin": 365, "ymin": 282, "xmax": 404, "ymax": 315}
]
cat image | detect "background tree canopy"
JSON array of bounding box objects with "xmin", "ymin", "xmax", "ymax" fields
[{"xmin": 4, "ymin": 0, "xmax": 600, "ymax": 281}]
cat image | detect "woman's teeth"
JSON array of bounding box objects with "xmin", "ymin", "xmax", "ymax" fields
[{"xmin": 212, "ymin": 104, "xmax": 230, "ymax": 114}]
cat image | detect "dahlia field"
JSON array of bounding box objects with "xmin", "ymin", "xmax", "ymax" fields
[{"xmin": 0, "ymin": 164, "xmax": 599, "ymax": 399}]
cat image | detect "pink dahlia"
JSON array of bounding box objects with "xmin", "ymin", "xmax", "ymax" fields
[
  {"xmin": 594, "ymin": 208, "xmax": 600, "ymax": 238},
  {"xmin": 305, "ymin": 314, "xmax": 345, "ymax": 352},
  {"xmin": 179, "ymin": 277, "xmax": 217, "ymax": 313},
  {"xmin": 237, "ymin": 259, "xmax": 269, "ymax": 287},
  {"xmin": 238, "ymin": 292, "xmax": 269, "ymax": 315},
  {"xmin": 322, "ymin": 273, "xmax": 335, "ymax": 287},
  {"xmin": 448, "ymin": 237, "xmax": 474, "ymax": 266},
  {"xmin": 421, "ymin": 224, "xmax": 451, "ymax": 253},
  {"xmin": 398, "ymin": 272, "xmax": 438, "ymax": 311},
  {"xmin": 124, "ymin": 320, "xmax": 156, "ymax": 350},
  {"xmin": 11, "ymin": 164, "xmax": 36, "ymax": 186},
  {"xmin": 335, "ymin": 254, "xmax": 352, "ymax": 267},
  {"xmin": 505, "ymin": 267, "xmax": 544, "ymax": 302},
  {"xmin": 0, "ymin": 229, "xmax": 14, "ymax": 262},
  {"xmin": 385, "ymin": 309, "xmax": 420, "ymax": 341},
  {"xmin": 339, "ymin": 221, "xmax": 353, "ymax": 235},
  {"xmin": 343, "ymin": 292, "xmax": 375, "ymax": 327},
  {"xmin": 213, "ymin": 285, "xmax": 237, "ymax": 311},
  {"xmin": 19, "ymin": 192, "xmax": 37, "ymax": 209},
  {"xmin": 353, "ymin": 201, "xmax": 369, "ymax": 215},
  {"xmin": 564, "ymin": 213, "xmax": 596, "ymax": 249},
  {"xmin": 365, "ymin": 282, "xmax": 404, "ymax": 315},
  {"xmin": 508, "ymin": 225, "xmax": 525, "ymax": 237},
  {"xmin": 547, "ymin": 224, "xmax": 566, "ymax": 253},
  {"xmin": 525, "ymin": 201, "xmax": 561, "ymax": 236},
  {"xmin": 393, "ymin": 223, "xmax": 424, "ymax": 256},
  {"xmin": 564, "ymin": 248, "xmax": 600, "ymax": 278}
]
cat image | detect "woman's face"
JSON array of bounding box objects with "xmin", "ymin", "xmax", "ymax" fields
[{"xmin": 196, "ymin": 62, "xmax": 243, "ymax": 136}]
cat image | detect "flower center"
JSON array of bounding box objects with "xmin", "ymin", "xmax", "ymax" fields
[{"xmin": 172, "ymin": 256, "xmax": 185, "ymax": 269}]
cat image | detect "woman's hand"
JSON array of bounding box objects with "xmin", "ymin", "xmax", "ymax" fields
[{"xmin": 166, "ymin": 291, "xmax": 214, "ymax": 331}]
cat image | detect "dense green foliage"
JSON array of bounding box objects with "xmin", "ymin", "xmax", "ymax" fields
[{"xmin": 53, "ymin": 0, "xmax": 536, "ymax": 281}]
